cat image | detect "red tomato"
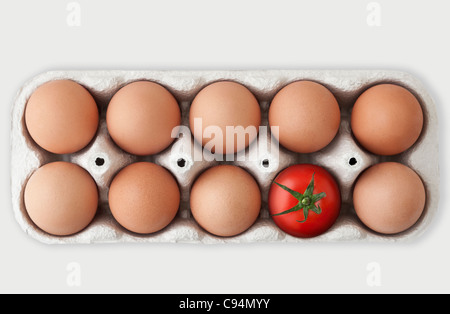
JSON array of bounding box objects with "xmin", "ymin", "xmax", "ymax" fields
[{"xmin": 268, "ymin": 164, "xmax": 341, "ymax": 238}]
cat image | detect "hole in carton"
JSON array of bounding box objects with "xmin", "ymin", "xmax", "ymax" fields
[
  {"xmin": 349, "ymin": 157, "xmax": 358, "ymax": 166},
  {"xmin": 95, "ymin": 157, "xmax": 105, "ymax": 167},
  {"xmin": 262, "ymin": 159, "xmax": 270, "ymax": 168},
  {"xmin": 177, "ymin": 158, "xmax": 187, "ymax": 168}
]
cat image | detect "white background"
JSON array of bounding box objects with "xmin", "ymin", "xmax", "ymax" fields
[{"xmin": 1, "ymin": 0, "xmax": 449, "ymax": 294}]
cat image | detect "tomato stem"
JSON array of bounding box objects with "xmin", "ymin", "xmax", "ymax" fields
[
  {"xmin": 271, "ymin": 173, "xmax": 326, "ymax": 223},
  {"xmin": 302, "ymin": 197, "xmax": 311, "ymax": 206}
]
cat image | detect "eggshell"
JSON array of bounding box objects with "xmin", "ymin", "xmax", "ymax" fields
[
  {"xmin": 108, "ymin": 162, "xmax": 181, "ymax": 235},
  {"xmin": 269, "ymin": 80, "xmax": 341, "ymax": 154},
  {"xmin": 189, "ymin": 81, "xmax": 261, "ymax": 155},
  {"xmin": 25, "ymin": 80, "xmax": 99, "ymax": 154},
  {"xmin": 106, "ymin": 81, "xmax": 181, "ymax": 156},
  {"xmin": 24, "ymin": 162, "xmax": 99, "ymax": 236},
  {"xmin": 190, "ymin": 165, "xmax": 262, "ymax": 237},
  {"xmin": 353, "ymin": 162, "xmax": 426, "ymax": 235},
  {"xmin": 351, "ymin": 84, "xmax": 424, "ymax": 156}
]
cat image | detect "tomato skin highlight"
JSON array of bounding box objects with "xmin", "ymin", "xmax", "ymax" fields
[{"xmin": 268, "ymin": 164, "xmax": 341, "ymax": 238}]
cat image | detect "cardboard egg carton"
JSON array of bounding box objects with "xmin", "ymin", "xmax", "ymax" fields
[{"xmin": 10, "ymin": 70, "xmax": 440, "ymax": 244}]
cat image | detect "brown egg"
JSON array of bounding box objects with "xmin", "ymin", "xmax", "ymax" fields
[
  {"xmin": 24, "ymin": 162, "xmax": 99, "ymax": 236},
  {"xmin": 351, "ymin": 84, "xmax": 424, "ymax": 156},
  {"xmin": 25, "ymin": 80, "xmax": 99, "ymax": 154},
  {"xmin": 106, "ymin": 81, "xmax": 181, "ymax": 156},
  {"xmin": 190, "ymin": 165, "xmax": 261, "ymax": 237},
  {"xmin": 109, "ymin": 162, "xmax": 180, "ymax": 234},
  {"xmin": 269, "ymin": 81, "xmax": 341, "ymax": 154},
  {"xmin": 353, "ymin": 162, "xmax": 426, "ymax": 235},
  {"xmin": 189, "ymin": 81, "xmax": 261, "ymax": 155}
]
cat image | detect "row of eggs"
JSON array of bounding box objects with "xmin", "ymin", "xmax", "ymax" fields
[
  {"xmin": 24, "ymin": 161, "xmax": 262, "ymax": 237},
  {"xmin": 24, "ymin": 79, "xmax": 424, "ymax": 158}
]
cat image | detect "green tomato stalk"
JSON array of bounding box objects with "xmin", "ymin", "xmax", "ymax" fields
[{"xmin": 271, "ymin": 173, "xmax": 326, "ymax": 223}]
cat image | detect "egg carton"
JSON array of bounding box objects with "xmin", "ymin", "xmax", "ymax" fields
[{"xmin": 10, "ymin": 70, "xmax": 440, "ymax": 244}]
